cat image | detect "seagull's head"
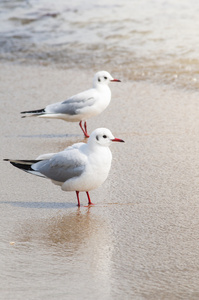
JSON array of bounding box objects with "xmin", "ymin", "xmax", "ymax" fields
[
  {"xmin": 93, "ymin": 71, "xmax": 121, "ymax": 88},
  {"xmin": 89, "ymin": 128, "xmax": 124, "ymax": 148}
]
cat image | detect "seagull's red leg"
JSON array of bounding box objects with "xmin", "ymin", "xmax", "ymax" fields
[
  {"xmin": 79, "ymin": 121, "xmax": 89, "ymax": 138},
  {"xmin": 79, "ymin": 121, "xmax": 85, "ymax": 135},
  {"xmin": 76, "ymin": 191, "xmax": 80, "ymax": 206},
  {"xmin": 86, "ymin": 191, "xmax": 94, "ymax": 205},
  {"xmin": 84, "ymin": 121, "xmax": 89, "ymax": 138}
]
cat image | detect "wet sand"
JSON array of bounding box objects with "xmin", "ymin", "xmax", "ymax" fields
[{"xmin": 1, "ymin": 63, "xmax": 199, "ymax": 299}]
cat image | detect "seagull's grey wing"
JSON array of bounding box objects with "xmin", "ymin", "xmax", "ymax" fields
[
  {"xmin": 36, "ymin": 153, "xmax": 56, "ymax": 160},
  {"xmin": 32, "ymin": 147, "xmax": 87, "ymax": 182},
  {"xmin": 45, "ymin": 89, "xmax": 98, "ymax": 115}
]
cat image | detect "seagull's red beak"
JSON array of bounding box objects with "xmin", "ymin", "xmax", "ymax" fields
[
  {"xmin": 110, "ymin": 79, "xmax": 121, "ymax": 82},
  {"xmin": 111, "ymin": 138, "xmax": 125, "ymax": 142}
]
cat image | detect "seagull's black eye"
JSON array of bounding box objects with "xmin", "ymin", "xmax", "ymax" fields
[
  {"xmin": 104, "ymin": 76, "xmax": 107, "ymax": 80},
  {"xmin": 98, "ymin": 78, "xmax": 101, "ymax": 82},
  {"xmin": 103, "ymin": 135, "xmax": 107, "ymax": 138},
  {"xmin": 96, "ymin": 135, "xmax": 99, "ymax": 140}
]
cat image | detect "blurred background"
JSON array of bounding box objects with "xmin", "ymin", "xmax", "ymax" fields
[{"xmin": 1, "ymin": 0, "xmax": 199, "ymax": 89}]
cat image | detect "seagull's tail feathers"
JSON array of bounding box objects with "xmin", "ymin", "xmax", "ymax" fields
[
  {"xmin": 20, "ymin": 108, "xmax": 45, "ymax": 118},
  {"xmin": 3, "ymin": 159, "xmax": 46, "ymax": 178}
]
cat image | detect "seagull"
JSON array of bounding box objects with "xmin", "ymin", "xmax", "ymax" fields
[
  {"xmin": 21, "ymin": 71, "xmax": 121, "ymax": 137},
  {"xmin": 4, "ymin": 128, "xmax": 124, "ymax": 206}
]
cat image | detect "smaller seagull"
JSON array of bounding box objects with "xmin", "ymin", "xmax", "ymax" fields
[
  {"xmin": 21, "ymin": 71, "xmax": 121, "ymax": 137},
  {"xmin": 4, "ymin": 128, "xmax": 124, "ymax": 206}
]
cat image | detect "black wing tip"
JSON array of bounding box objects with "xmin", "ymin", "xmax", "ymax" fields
[
  {"xmin": 20, "ymin": 108, "xmax": 45, "ymax": 114},
  {"xmin": 10, "ymin": 161, "xmax": 32, "ymax": 171},
  {"xmin": 5, "ymin": 159, "xmax": 42, "ymax": 172},
  {"xmin": 4, "ymin": 159, "xmax": 41, "ymax": 166},
  {"xmin": 21, "ymin": 110, "xmax": 29, "ymax": 114}
]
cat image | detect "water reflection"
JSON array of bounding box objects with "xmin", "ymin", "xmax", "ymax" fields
[{"xmin": 16, "ymin": 208, "xmax": 114, "ymax": 278}]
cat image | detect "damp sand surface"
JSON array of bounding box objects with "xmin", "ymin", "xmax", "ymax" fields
[{"xmin": 1, "ymin": 64, "xmax": 199, "ymax": 299}]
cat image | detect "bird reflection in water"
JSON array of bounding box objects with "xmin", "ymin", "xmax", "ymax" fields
[
  {"xmin": 17, "ymin": 208, "xmax": 114, "ymax": 275},
  {"xmin": 10, "ymin": 208, "xmax": 114, "ymax": 292}
]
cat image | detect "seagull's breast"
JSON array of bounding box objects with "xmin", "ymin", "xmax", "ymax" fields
[
  {"xmin": 82, "ymin": 148, "xmax": 112, "ymax": 189},
  {"xmin": 76, "ymin": 86, "xmax": 111, "ymax": 120},
  {"xmin": 61, "ymin": 147, "xmax": 112, "ymax": 192},
  {"xmin": 94, "ymin": 86, "xmax": 111, "ymax": 112}
]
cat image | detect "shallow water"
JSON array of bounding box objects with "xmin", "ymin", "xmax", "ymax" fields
[
  {"xmin": 1, "ymin": 1, "xmax": 199, "ymax": 298},
  {"xmin": 1, "ymin": 65, "xmax": 199, "ymax": 299},
  {"xmin": 1, "ymin": 0, "xmax": 199, "ymax": 88}
]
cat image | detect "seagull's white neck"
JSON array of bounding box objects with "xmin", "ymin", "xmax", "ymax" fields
[
  {"xmin": 93, "ymin": 84, "xmax": 112, "ymax": 103},
  {"xmin": 87, "ymin": 140, "xmax": 110, "ymax": 154},
  {"xmin": 86, "ymin": 143, "xmax": 112, "ymax": 175},
  {"xmin": 93, "ymin": 82, "xmax": 109, "ymax": 90}
]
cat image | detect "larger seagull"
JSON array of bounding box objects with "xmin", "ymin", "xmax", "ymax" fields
[
  {"xmin": 21, "ymin": 71, "xmax": 121, "ymax": 137},
  {"xmin": 4, "ymin": 128, "xmax": 124, "ymax": 206}
]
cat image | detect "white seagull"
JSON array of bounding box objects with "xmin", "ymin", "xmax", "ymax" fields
[
  {"xmin": 4, "ymin": 128, "xmax": 124, "ymax": 206},
  {"xmin": 21, "ymin": 71, "xmax": 121, "ymax": 137}
]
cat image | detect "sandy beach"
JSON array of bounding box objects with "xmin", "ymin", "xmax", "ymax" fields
[{"xmin": 1, "ymin": 63, "xmax": 199, "ymax": 299}]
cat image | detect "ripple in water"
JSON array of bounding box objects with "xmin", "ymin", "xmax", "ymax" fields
[{"xmin": 1, "ymin": 0, "xmax": 199, "ymax": 89}]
